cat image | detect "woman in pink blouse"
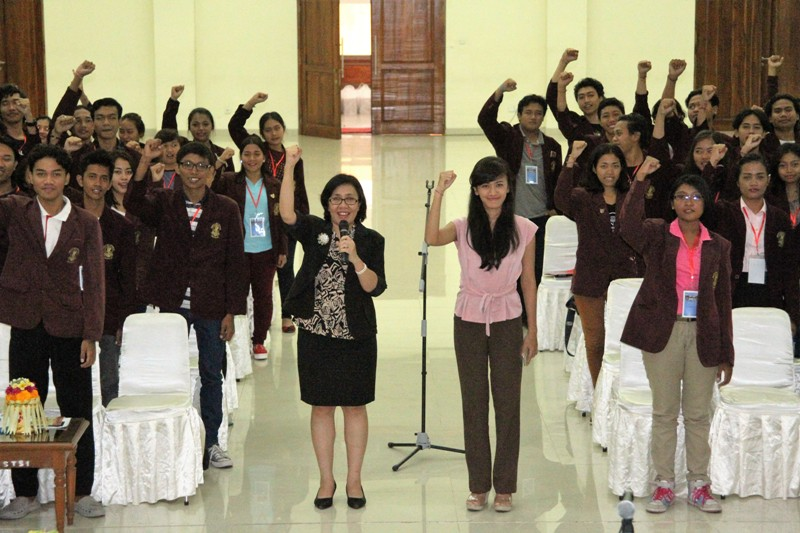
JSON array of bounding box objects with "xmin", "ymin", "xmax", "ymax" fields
[{"xmin": 425, "ymin": 156, "xmax": 537, "ymax": 513}]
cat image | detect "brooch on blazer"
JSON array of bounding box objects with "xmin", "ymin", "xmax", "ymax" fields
[
  {"xmin": 712, "ymin": 271, "xmax": 718, "ymax": 289},
  {"xmin": 777, "ymin": 231, "xmax": 786, "ymax": 248},
  {"xmin": 67, "ymin": 248, "xmax": 80, "ymax": 263},
  {"xmin": 599, "ymin": 208, "xmax": 605, "ymax": 214},
  {"xmin": 645, "ymin": 185, "xmax": 655, "ymax": 200},
  {"xmin": 317, "ymin": 233, "xmax": 330, "ymax": 245},
  {"xmin": 211, "ymin": 223, "xmax": 221, "ymax": 239},
  {"xmin": 134, "ymin": 230, "xmax": 141, "ymax": 245},
  {"xmin": 103, "ymin": 244, "xmax": 115, "ymax": 260}
]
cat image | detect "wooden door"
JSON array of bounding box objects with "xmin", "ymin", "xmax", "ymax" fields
[
  {"xmin": 298, "ymin": 0, "xmax": 341, "ymax": 139},
  {"xmin": 769, "ymin": 0, "xmax": 800, "ymax": 96},
  {"xmin": 371, "ymin": 0, "xmax": 445, "ymax": 135},
  {"xmin": 694, "ymin": 1, "xmax": 773, "ymax": 130},
  {"xmin": 0, "ymin": 0, "xmax": 47, "ymax": 116}
]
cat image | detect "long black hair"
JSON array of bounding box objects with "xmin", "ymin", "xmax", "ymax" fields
[
  {"xmin": 467, "ymin": 156, "xmax": 518, "ymax": 271},
  {"xmin": 236, "ymin": 135, "xmax": 268, "ymax": 180},
  {"xmin": 769, "ymin": 142, "xmax": 800, "ymax": 200},
  {"xmin": 580, "ymin": 143, "xmax": 628, "ymax": 193}
]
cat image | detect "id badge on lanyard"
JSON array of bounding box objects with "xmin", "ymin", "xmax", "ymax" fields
[
  {"xmin": 682, "ymin": 290, "xmax": 698, "ymax": 318},
  {"xmin": 249, "ymin": 214, "xmax": 266, "ymax": 238}
]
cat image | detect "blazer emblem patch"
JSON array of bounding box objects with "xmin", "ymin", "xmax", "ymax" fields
[
  {"xmin": 712, "ymin": 271, "xmax": 718, "ymax": 289},
  {"xmin": 645, "ymin": 185, "xmax": 655, "ymax": 200},
  {"xmin": 777, "ymin": 231, "xmax": 785, "ymax": 248},
  {"xmin": 273, "ymin": 204, "xmax": 280, "ymax": 216},
  {"xmin": 599, "ymin": 208, "xmax": 605, "ymax": 214},
  {"xmin": 67, "ymin": 247, "xmax": 80, "ymax": 263},
  {"xmin": 103, "ymin": 244, "xmax": 115, "ymax": 260},
  {"xmin": 134, "ymin": 230, "xmax": 141, "ymax": 245},
  {"xmin": 210, "ymin": 223, "xmax": 221, "ymax": 239}
]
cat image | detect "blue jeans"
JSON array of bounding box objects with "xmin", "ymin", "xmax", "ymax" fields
[
  {"xmin": 98, "ymin": 333, "xmax": 121, "ymax": 407},
  {"xmin": 172, "ymin": 308, "xmax": 225, "ymax": 449}
]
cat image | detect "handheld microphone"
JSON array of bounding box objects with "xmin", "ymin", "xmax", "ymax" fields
[
  {"xmin": 617, "ymin": 491, "xmax": 635, "ymax": 533},
  {"xmin": 339, "ymin": 220, "xmax": 350, "ymax": 263}
]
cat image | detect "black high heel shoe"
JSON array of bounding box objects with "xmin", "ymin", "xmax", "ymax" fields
[
  {"xmin": 314, "ymin": 482, "xmax": 336, "ymax": 510},
  {"xmin": 347, "ymin": 486, "xmax": 367, "ymax": 509}
]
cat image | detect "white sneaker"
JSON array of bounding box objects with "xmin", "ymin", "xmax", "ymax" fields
[
  {"xmin": 0, "ymin": 496, "xmax": 39, "ymax": 520},
  {"xmin": 688, "ymin": 480, "xmax": 722, "ymax": 513},
  {"xmin": 645, "ymin": 479, "xmax": 675, "ymax": 513},
  {"xmin": 208, "ymin": 444, "xmax": 233, "ymax": 468}
]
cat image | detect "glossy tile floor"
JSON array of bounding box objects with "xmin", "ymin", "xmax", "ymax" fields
[{"xmin": 6, "ymin": 133, "xmax": 800, "ymax": 532}]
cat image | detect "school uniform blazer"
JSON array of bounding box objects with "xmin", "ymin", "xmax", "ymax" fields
[
  {"xmin": 619, "ymin": 178, "xmax": 734, "ymax": 367},
  {"xmin": 212, "ymin": 171, "xmax": 288, "ymax": 256},
  {"xmin": 0, "ymin": 196, "xmax": 105, "ymax": 341},
  {"xmin": 477, "ymin": 92, "xmax": 563, "ymax": 212},
  {"xmin": 554, "ymin": 166, "xmax": 642, "ymax": 298},
  {"xmin": 545, "ymin": 81, "xmax": 604, "ymax": 144},
  {"xmin": 284, "ymin": 212, "xmax": 387, "ymax": 339},
  {"xmin": 711, "ymin": 199, "xmax": 800, "ymax": 326},
  {"xmin": 98, "ymin": 206, "xmax": 137, "ymax": 335},
  {"xmin": 125, "ymin": 179, "xmax": 248, "ymax": 320}
]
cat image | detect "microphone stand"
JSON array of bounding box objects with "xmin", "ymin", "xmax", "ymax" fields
[{"xmin": 388, "ymin": 180, "xmax": 464, "ymax": 471}]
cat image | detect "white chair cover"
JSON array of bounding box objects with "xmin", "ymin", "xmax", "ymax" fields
[
  {"xmin": 593, "ymin": 279, "xmax": 642, "ymax": 449},
  {"xmin": 795, "ymin": 359, "xmax": 800, "ymax": 395},
  {"xmin": 355, "ymin": 83, "xmax": 371, "ymax": 115},
  {"xmin": 537, "ymin": 276, "xmax": 572, "ymax": 351},
  {"xmin": 228, "ymin": 315, "xmax": 252, "ymax": 380},
  {"xmin": 709, "ymin": 307, "xmax": 800, "ymax": 499},
  {"xmin": 97, "ymin": 313, "xmax": 204, "ymax": 505},
  {"xmin": 341, "ymin": 84, "xmax": 358, "ymax": 116},
  {"xmin": 608, "ymin": 342, "xmax": 688, "ymax": 497},
  {"xmin": 541, "ymin": 216, "xmax": 578, "ymax": 276},
  {"xmin": 566, "ymin": 332, "xmax": 593, "ymax": 413}
]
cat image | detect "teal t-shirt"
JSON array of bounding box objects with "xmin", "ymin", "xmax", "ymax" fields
[{"xmin": 243, "ymin": 178, "xmax": 272, "ymax": 253}]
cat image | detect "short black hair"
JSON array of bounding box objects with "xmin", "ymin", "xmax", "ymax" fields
[
  {"xmin": 92, "ymin": 98, "xmax": 123, "ymax": 119},
  {"xmin": 0, "ymin": 135, "xmax": 18, "ymax": 162},
  {"xmin": 155, "ymin": 128, "xmax": 180, "ymax": 144},
  {"xmin": 0, "ymin": 84, "xmax": 26, "ymax": 101},
  {"xmin": 177, "ymin": 141, "xmax": 213, "ymax": 164},
  {"xmin": 574, "ymin": 78, "xmax": 604, "ymax": 100},
  {"xmin": 731, "ymin": 108, "xmax": 769, "ymax": 131},
  {"xmin": 320, "ymin": 174, "xmax": 368, "ymax": 224},
  {"xmin": 516, "ymin": 94, "xmax": 547, "ymax": 116},
  {"xmin": 734, "ymin": 152, "xmax": 769, "ymax": 179},
  {"xmin": 120, "ymin": 112, "xmax": 145, "ymax": 136},
  {"xmin": 598, "ymin": 97, "xmax": 625, "ymax": 117},
  {"xmin": 685, "ymin": 89, "xmax": 720, "ymax": 108},
  {"xmin": 765, "ymin": 93, "xmax": 799, "ymax": 119},
  {"xmin": 651, "ymin": 98, "xmax": 686, "ymax": 120},
  {"xmin": 618, "ymin": 113, "xmax": 651, "ymax": 148},
  {"xmin": 78, "ymin": 149, "xmax": 114, "ymax": 177},
  {"xmin": 26, "ymin": 144, "xmax": 72, "ymax": 174}
]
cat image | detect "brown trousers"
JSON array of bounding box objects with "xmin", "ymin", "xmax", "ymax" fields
[
  {"xmin": 574, "ymin": 294, "xmax": 606, "ymax": 387},
  {"xmin": 453, "ymin": 316, "xmax": 523, "ymax": 494},
  {"xmin": 643, "ymin": 321, "xmax": 718, "ymax": 483}
]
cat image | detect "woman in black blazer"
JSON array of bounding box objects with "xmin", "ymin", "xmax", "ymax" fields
[{"xmin": 279, "ymin": 146, "xmax": 387, "ymax": 511}]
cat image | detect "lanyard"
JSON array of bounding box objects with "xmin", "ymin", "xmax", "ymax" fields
[
  {"xmin": 520, "ymin": 127, "xmax": 539, "ymax": 160},
  {"xmin": 246, "ymin": 179, "xmax": 265, "ymax": 209},
  {"xmin": 742, "ymin": 206, "xmax": 766, "ymax": 254},
  {"xmin": 44, "ymin": 214, "xmax": 53, "ymax": 241},
  {"xmin": 164, "ymin": 171, "xmax": 176, "ymax": 190},
  {"xmin": 791, "ymin": 207, "xmax": 800, "ymax": 228},
  {"xmin": 628, "ymin": 162, "xmax": 643, "ymax": 184},
  {"xmin": 190, "ymin": 205, "xmax": 203, "ymax": 226},
  {"xmin": 269, "ymin": 151, "xmax": 286, "ymax": 178},
  {"xmin": 679, "ymin": 231, "xmax": 701, "ymax": 280}
]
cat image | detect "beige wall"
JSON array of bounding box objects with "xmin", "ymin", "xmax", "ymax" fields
[{"xmin": 43, "ymin": 0, "xmax": 694, "ymax": 136}]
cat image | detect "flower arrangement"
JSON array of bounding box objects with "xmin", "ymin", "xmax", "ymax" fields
[{"xmin": 2, "ymin": 378, "xmax": 47, "ymax": 435}]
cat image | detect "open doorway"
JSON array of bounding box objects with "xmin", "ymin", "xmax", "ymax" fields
[{"xmin": 340, "ymin": 0, "xmax": 372, "ymax": 134}]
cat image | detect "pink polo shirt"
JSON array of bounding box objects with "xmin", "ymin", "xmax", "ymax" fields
[
  {"xmin": 670, "ymin": 219, "xmax": 711, "ymax": 315},
  {"xmin": 453, "ymin": 216, "xmax": 537, "ymax": 334}
]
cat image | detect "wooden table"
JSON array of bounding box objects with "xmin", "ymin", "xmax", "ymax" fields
[{"xmin": 0, "ymin": 418, "xmax": 89, "ymax": 533}]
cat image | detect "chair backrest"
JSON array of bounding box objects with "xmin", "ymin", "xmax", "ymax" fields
[
  {"xmin": 604, "ymin": 278, "xmax": 643, "ymax": 354},
  {"xmin": 619, "ymin": 342, "xmax": 649, "ymax": 390},
  {"xmin": 118, "ymin": 313, "xmax": 190, "ymax": 396},
  {"xmin": 541, "ymin": 215, "xmax": 578, "ymax": 275},
  {"xmin": 730, "ymin": 307, "xmax": 794, "ymax": 389}
]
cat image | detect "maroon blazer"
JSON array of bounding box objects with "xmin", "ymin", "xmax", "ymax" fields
[
  {"xmin": 710, "ymin": 199, "xmax": 800, "ymax": 326},
  {"xmin": 0, "ymin": 196, "xmax": 105, "ymax": 341},
  {"xmin": 98, "ymin": 207, "xmax": 137, "ymax": 335},
  {"xmin": 125, "ymin": 180, "xmax": 248, "ymax": 320},
  {"xmin": 212, "ymin": 171, "xmax": 288, "ymax": 256},
  {"xmin": 477, "ymin": 92, "xmax": 563, "ymax": 212},
  {"xmin": 554, "ymin": 166, "xmax": 642, "ymax": 297},
  {"xmin": 619, "ymin": 178, "xmax": 734, "ymax": 367}
]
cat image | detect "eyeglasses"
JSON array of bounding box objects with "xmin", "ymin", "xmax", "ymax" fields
[
  {"xmin": 329, "ymin": 196, "xmax": 359, "ymax": 206},
  {"xmin": 179, "ymin": 161, "xmax": 212, "ymax": 172},
  {"xmin": 673, "ymin": 193, "xmax": 703, "ymax": 202}
]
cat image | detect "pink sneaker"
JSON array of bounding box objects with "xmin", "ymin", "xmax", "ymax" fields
[
  {"xmin": 252, "ymin": 344, "xmax": 268, "ymax": 361},
  {"xmin": 645, "ymin": 480, "xmax": 675, "ymax": 513},
  {"xmin": 689, "ymin": 480, "xmax": 721, "ymax": 513}
]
